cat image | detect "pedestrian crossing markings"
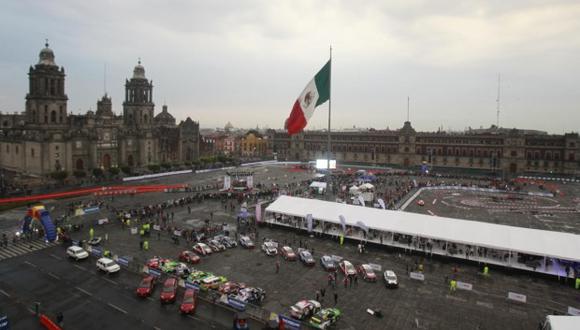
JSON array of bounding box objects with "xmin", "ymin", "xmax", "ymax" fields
[{"xmin": 0, "ymin": 240, "xmax": 58, "ymax": 260}]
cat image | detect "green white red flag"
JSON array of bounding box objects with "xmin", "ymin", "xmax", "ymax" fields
[{"xmin": 285, "ymin": 61, "xmax": 331, "ymax": 135}]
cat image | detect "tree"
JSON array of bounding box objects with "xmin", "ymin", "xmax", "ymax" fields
[
  {"xmin": 50, "ymin": 170, "xmax": 68, "ymax": 182},
  {"xmin": 92, "ymin": 168, "xmax": 104, "ymax": 178},
  {"xmin": 108, "ymin": 167, "xmax": 120, "ymax": 175}
]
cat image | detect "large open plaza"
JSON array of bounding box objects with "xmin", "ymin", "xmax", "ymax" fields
[{"xmin": 1, "ymin": 164, "xmax": 579, "ymax": 329}]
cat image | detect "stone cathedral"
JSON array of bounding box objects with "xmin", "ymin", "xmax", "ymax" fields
[{"xmin": 0, "ymin": 43, "xmax": 200, "ymax": 177}]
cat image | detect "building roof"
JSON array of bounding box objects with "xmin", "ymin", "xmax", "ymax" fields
[{"xmin": 265, "ymin": 196, "xmax": 580, "ymax": 261}]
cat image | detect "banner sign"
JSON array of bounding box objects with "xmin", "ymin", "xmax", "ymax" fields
[
  {"xmin": 507, "ymin": 292, "xmax": 527, "ymax": 303},
  {"xmin": 153, "ymin": 225, "xmax": 161, "ymax": 231},
  {"xmin": 279, "ymin": 315, "xmax": 301, "ymax": 330},
  {"xmin": 228, "ymin": 297, "xmax": 247, "ymax": 311},
  {"xmin": 306, "ymin": 214, "xmax": 313, "ymax": 233},
  {"xmin": 185, "ymin": 281, "xmax": 200, "ymax": 292},
  {"xmin": 0, "ymin": 315, "xmax": 9, "ymax": 330},
  {"xmin": 148, "ymin": 268, "xmax": 161, "ymax": 277},
  {"xmin": 456, "ymin": 281, "xmax": 473, "ymax": 291},
  {"xmin": 338, "ymin": 215, "xmax": 346, "ymax": 233},
  {"xmin": 90, "ymin": 247, "xmax": 102, "ymax": 257},
  {"xmin": 368, "ymin": 263, "xmax": 382, "ymax": 272},
  {"xmin": 84, "ymin": 206, "xmax": 100, "ymax": 214},
  {"xmin": 223, "ymin": 175, "xmax": 231, "ymax": 190},
  {"xmin": 409, "ymin": 272, "xmax": 425, "ymax": 281},
  {"xmin": 255, "ymin": 202, "xmax": 262, "ymax": 223},
  {"xmin": 117, "ymin": 257, "xmax": 129, "ymax": 267},
  {"xmin": 567, "ymin": 306, "xmax": 580, "ymax": 316},
  {"xmin": 97, "ymin": 218, "xmax": 109, "ymax": 225}
]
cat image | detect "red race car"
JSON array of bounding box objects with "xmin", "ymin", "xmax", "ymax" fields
[
  {"xmin": 279, "ymin": 246, "xmax": 297, "ymax": 261},
  {"xmin": 416, "ymin": 200, "xmax": 425, "ymax": 206},
  {"xmin": 136, "ymin": 275, "xmax": 157, "ymax": 297},
  {"xmin": 357, "ymin": 264, "xmax": 377, "ymax": 282},
  {"xmin": 179, "ymin": 288, "xmax": 197, "ymax": 315},
  {"xmin": 178, "ymin": 250, "xmax": 201, "ymax": 264},
  {"xmin": 219, "ymin": 281, "xmax": 246, "ymax": 295},
  {"xmin": 147, "ymin": 257, "xmax": 169, "ymax": 269},
  {"xmin": 160, "ymin": 277, "xmax": 178, "ymax": 304},
  {"xmin": 339, "ymin": 260, "xmax": 357, "ymax": 276}
]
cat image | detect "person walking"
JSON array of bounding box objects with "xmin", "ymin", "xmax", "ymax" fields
[
  {"xmin": 334, "ymin": 292, "xmax": 338, "ymax": 305},
  {"xmin": 89, "ymin": 227, "xmax": 94, "ymax": 240},
  {"xmin": 320, "ymin": 288, "xmax": 326, "ymax": 301},
  {"xmin": 315, "ymin": 290, "xmax": 320, "ymax": 302},
  {"xmin": 275, "ymin": 260, "xmax": 280, "ymax": 274},
  {"xmin": 343, "ymin": 276, "xmax": 348, "ymax": 288}
]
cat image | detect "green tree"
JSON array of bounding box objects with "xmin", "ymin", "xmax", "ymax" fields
[
  {"xmin": 73, "ymin": 170, "xmax": 86, "ymax": 178},
  {"xmin": 108, "ymin": 167, "xmax": 120, "ymax": 175},
  {"xmin": 92, "ymin": 168, "xmax": 104, "ymax": 178},
  {"xmin": 50, "ymin": 170, "xmax": 68, "ymax": 182}
]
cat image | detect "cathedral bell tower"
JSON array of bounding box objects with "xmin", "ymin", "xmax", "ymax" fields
[
  {"xmin": 122, "ymin": 60, "xmax": 154, "ymax": 128},
  {"xmin": 25, "ymin": 41, "xmax": 68, "ymax": 126}
]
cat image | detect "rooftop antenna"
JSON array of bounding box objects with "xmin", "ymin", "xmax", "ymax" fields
[
  {"xmin": 104, "ymin": 63, "xmax": 107, "ymax": 95},
  {"xmin": 496, "ymin": 73, "xmax": 501, "ymax": 128},
  {"xmin": 407, "ymin": 96, "xmax": 410, "ymax": 122}
]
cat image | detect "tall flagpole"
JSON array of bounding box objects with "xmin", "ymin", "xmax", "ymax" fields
[{"xmin": 327, "ymin": 46, "xmax": 332, "ymax": 170}]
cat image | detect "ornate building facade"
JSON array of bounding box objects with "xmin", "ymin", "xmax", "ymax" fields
[
  {"xmin": 0, "ymin": 43, "xmax": 200, "ymax": 176},
  {"xmin": 269, "ymin": 122, "xmax": 580, "ymax": 176}
]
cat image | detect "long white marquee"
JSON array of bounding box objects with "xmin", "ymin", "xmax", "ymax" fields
[{"xmin": 265, "ymin": 196, "xmax": 580, "ymax": 262}]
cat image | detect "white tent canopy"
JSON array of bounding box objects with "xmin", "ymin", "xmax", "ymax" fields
[
  {"xmin": 309, "ymin": 181, "xmax": 327, "ymax": 189},
  {"xmin": 265, "ymin": 196, "xmax": 580, "ymax": 262},
  {"xmin": 348, "ymin": 186, "xmax": 360, "ymax": 194}
]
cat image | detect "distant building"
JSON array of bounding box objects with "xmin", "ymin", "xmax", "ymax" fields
[
  {"xmin": 270, "ymin": 121, "xmax": 580, "ymax": 176},
  {"xmin": 0, "ymin": 43, "xmax": 200, "ymax": 177},
  {"xmin": 239, "ymin": 130, "xmax": 268, "ymax": 159}
]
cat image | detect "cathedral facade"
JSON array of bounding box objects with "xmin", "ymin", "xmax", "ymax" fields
[{"xmin": 0, "ymin": 43, "xmax": 200, "ymax": 177}]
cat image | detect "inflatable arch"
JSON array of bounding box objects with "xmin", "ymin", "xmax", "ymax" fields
[{"xmin": 22, "ymin": 205, "xmax": 57, "ymax": 242}]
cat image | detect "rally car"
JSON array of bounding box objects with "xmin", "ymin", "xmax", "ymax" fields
[
  {"xmin": 339, "ymin": 260, "xmax": 357, "ymax": 276},
  {"xmin": 160, "ymin": 261, "xmax": 190, "ymax": 278},
  {"xmin": 299, "ymin": 249, "xmax": 315, "ymax": 266},
  {"xmin": 178, "ymin": 250, "xmax": 201, "ymax": 264},
  {"xmin": 290, "ymin": 300, "xmax": 321, "ymax": 320},
  {"xmin": 188, "ymin": 270, "xmax": 214, "ymax": 283},
  {"xmin": 199, "ymin": 275, "xmax": 228, "ymax": 291},
  {"xmin": 279, "ymin": 246, "xmax": 297, "ymax": 261},
  {"xmin": 357, "ymin": 264, "xmax": 377, "ymax": 282},
  {"xmin": 160, "ymin": 277, "xmax": 178, "ymax": 304},
  {"xmin": 193, "ymin": 243, "xmax": 213, "ymax": 256},
  {"xmin": 179, "ymin": 288, "xmax": 197, "ymax": 315},
  {"xmin": 320, "ymin": 255, "xmax": 337, "ymax": 271},
  {"xmin": 219, "ymin": 281, "xmax": 246, "ymax": 295},
  {"xmin": 383, "ymin": 270, "xmax": 399, "ymax": 288},
  {"xmin": 136, "ymin": 275, "xmax": 157, "ymax": 298},
  {"xmin": 309, "ymin": 308, "xmax": 342, "ymax": 329},
  {"xmin": 239, "ymin": 236, "xmax": 255, "ymax": 249},
  {"xmin": 416, "ymin": 199, "xmax": 425, "ymax": 206},
  {"xmin": 146, "ymin": 257, "xmax": 170, "ymax": 269},
  {"xmin": 208, "ymin": 239, "xmax": 226, "ymax": 252},
  {"xmin": 218, "ymin": 236, "xmax": 238, "ymax": 248},
  {"xmin": 261, "ymin": 241, "xmax": 278, "ymax": 256},
  {"xmin": 232, "ymin": 287, "xmax": 266, "ymax": 305}
]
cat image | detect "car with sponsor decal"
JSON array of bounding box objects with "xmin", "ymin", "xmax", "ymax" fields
[
  {"xmin": 178, "ymin": 250, "xmax": 201, "ymax": 264},
  {"xmin": 160, "ymin": 277, "xmax": 178, "ymax": 303},
  {"xmin": 320, "ymin": 255, "xmax": 337, "ymax": 271},
  {"xmin": 290, "ymin": 300, "xmax": 321, "ymax": 320},
  {"xmin": 239, "ymin": 236, "xmax": 254, "ymax": 249},
  {"xmin": 136, "ymin": 275, "xmax": 157, "ymax": 297},
  {"xmin": 208, "ymin": 239, "xmax": 227, "ymax": 252},
  {"xmin": 66, "ymin": 246, "xmax": 89, "ymax": 260},
  {"xmin": 383, "ymin": 270, "xmax": 398, "ymax": 288},
  {"xmin": 193, "ymin": 243, "xmax": 213, "ymax": 256},
  {"xmin": 231, "ymin": 287, "xmax": 266, "ymax": 305},
  {"xmin": 219, "ymin": 281, "xmax": 246, "ymax": 295},
  {"xmin": 188, "ymin": 270, "xmax": 214, "ymax": 283},
  {"xmin": 146, "ymin": 257, "xmax": 170, "ymax": 269},
  {"xmin": 339, "ymin": 260, "xmax": 356, "ymax": 276},
  {"xmin": 279, "ymin": 246, "xmax": 297, "ymax": 261},
  {"xmin": 160, "ymin": 261, "xmax": 190, "ymax": 278},
  {"xmin": 218, "ymin": 235, "xmax": 238, "ymax": 248},
  {"xmin": 416, "ymin": 199, "xmax": 425, "ymax": 206},
  {"xmin": 199, "ymin": 275, "xmax": 228, "ymax": 291},
  {"xmin": 179, "ymin": 288, "xmax": 197, "ymax": 315},
  {"xmin": 298, "ymin": 249, "xmax": 315, "ymax": 266},
  {"xmin": 357, "ymin": 264, "xmax": 377, "ymax": 282},
  {"xmin": 261, "ymin": 241, "xmax": 278, "ymax": 256},
  {"xmin": 309, "ymin": 308, "xmax": 342, "ymax": 329}
]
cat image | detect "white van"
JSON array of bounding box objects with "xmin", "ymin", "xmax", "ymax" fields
[
  {"xmin": 96, "ymin": 257, "xmax": 120, "ymax": 274},
  {"xmin": 66, "ymin": 246, "xmax": 89, "ymax": 260}
]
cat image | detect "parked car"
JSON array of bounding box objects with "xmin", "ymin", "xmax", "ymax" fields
[
  {"xmin": 239, "ymin": 236, "xmax": 254, "ymax": 249},
  {"xmin": 309, "ymin": 308, "xmax": 342, "ymax": 329},
  {"xmin": 299, "ymin": 249, "xmax": 315, "ymax": 266},
  {"xmin": 219, "ymin": 281, "xmax": 246, "ymax": 295},
  {"xmin": 96, "ymin": 257, "xmax": 120, "ymax": 274},
  {"xmin": 261, "ymin": 241, "xmax": 278, "ymax": 256},
  {"xmin": 290, "ymin": 300, "xmax": 321, "ymax": 320},
  {"xmin": 416, "ymin": 199, "xmax": 425, "ymax": 206},
  {"xmin": 218, "ymin": 236, "xmax": 238, "ymax": 248},
  {"xmin": 179, "ymin": 288, "xmax": 197, "ymax": 315},
  {"xmin": 136, "ymin": 275, "xmax": 157, "ymax": 297},
  {"xmin": 339, "ymin": 260, "xmax": 356, "ymax": 276},
  {"xmin": 208, "ymin": 239, "xmax": 226, "ymax": 252},
  {"xmin": 188, "ymin": 270, "xmax": 214, "ymax": 283},
  {"xmin": 357, "ymin": 264, "xmax": 377, "ymax": 282},
  {"xmin": 320, "ymin": 255, "xmax": 336, "ymax": 271},
  {"xmin": 199, "ymin": 275, "xmax": 228, "ymax": 291},
  {"xmin": 147, "ymin": 257, "xmax": 170, "ymax": 269},
  {"xmin": 66, "ymin": 246, "xmax": 89, "ymax": 260},
  {"xmin": 178, "ymin": 250, "xmax": 201, "ymax": 264},
  {"xmin": 279, "ymin": 246, "xmax": 297, "ymax": 261},
  {"xmin": 232, "ymin": 287, "xmax": 266, "ymax": 305},
  {"xmin": 160, "ymin": 277, "xmax": 178, "ymax": 303},
  {"xmin": 383, "ymin": 270, "xmax": 398, "ymax": 288},
  {"xmin": 193, "ymin": 243, "xmax": 213, "ymax": 256}
]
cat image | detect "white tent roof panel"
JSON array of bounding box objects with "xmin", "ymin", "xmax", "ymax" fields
[{"xmin": 265, "ymin": 196, "xmax": 580, "ymax": 261}]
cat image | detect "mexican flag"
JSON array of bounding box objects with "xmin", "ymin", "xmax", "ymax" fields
[{"xmin": 285, "ymin": 60, "xmax": 331, "ymax": 135}]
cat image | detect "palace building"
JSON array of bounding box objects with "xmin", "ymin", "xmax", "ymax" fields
[
  {"xmin": 0, "ymin": 43, "xmax": 200, "ymax": 176},
  {"xmin": 269, "ymin": 121, "xmax": 580, "ymax": 176}
]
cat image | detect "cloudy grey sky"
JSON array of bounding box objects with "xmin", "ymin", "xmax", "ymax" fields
[{"xmin": 1, "ymin": 0, "xmax": 579, "ymax": 133}]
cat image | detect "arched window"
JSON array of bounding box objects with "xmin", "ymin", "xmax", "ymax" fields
[
  {"xmin": 50, "ymin": 111, "xmax": 57, "ymax": 123},
  {"xmin": 76, "ymin": 159, "xmax": 84, "ymax": 170}
]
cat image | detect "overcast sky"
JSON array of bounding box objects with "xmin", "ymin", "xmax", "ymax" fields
[{"xmin": 1, "ymin": 0, "xmax": 579, "ymax": 133}]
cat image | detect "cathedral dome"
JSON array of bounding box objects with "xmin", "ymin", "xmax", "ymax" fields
[
  {"xmin": 38, "ymin": 41, "xmax": 56, "ymax": 66},
  {"xmin": 133, "ymin": 60, "xmax": 146, "ymax": 79}
]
